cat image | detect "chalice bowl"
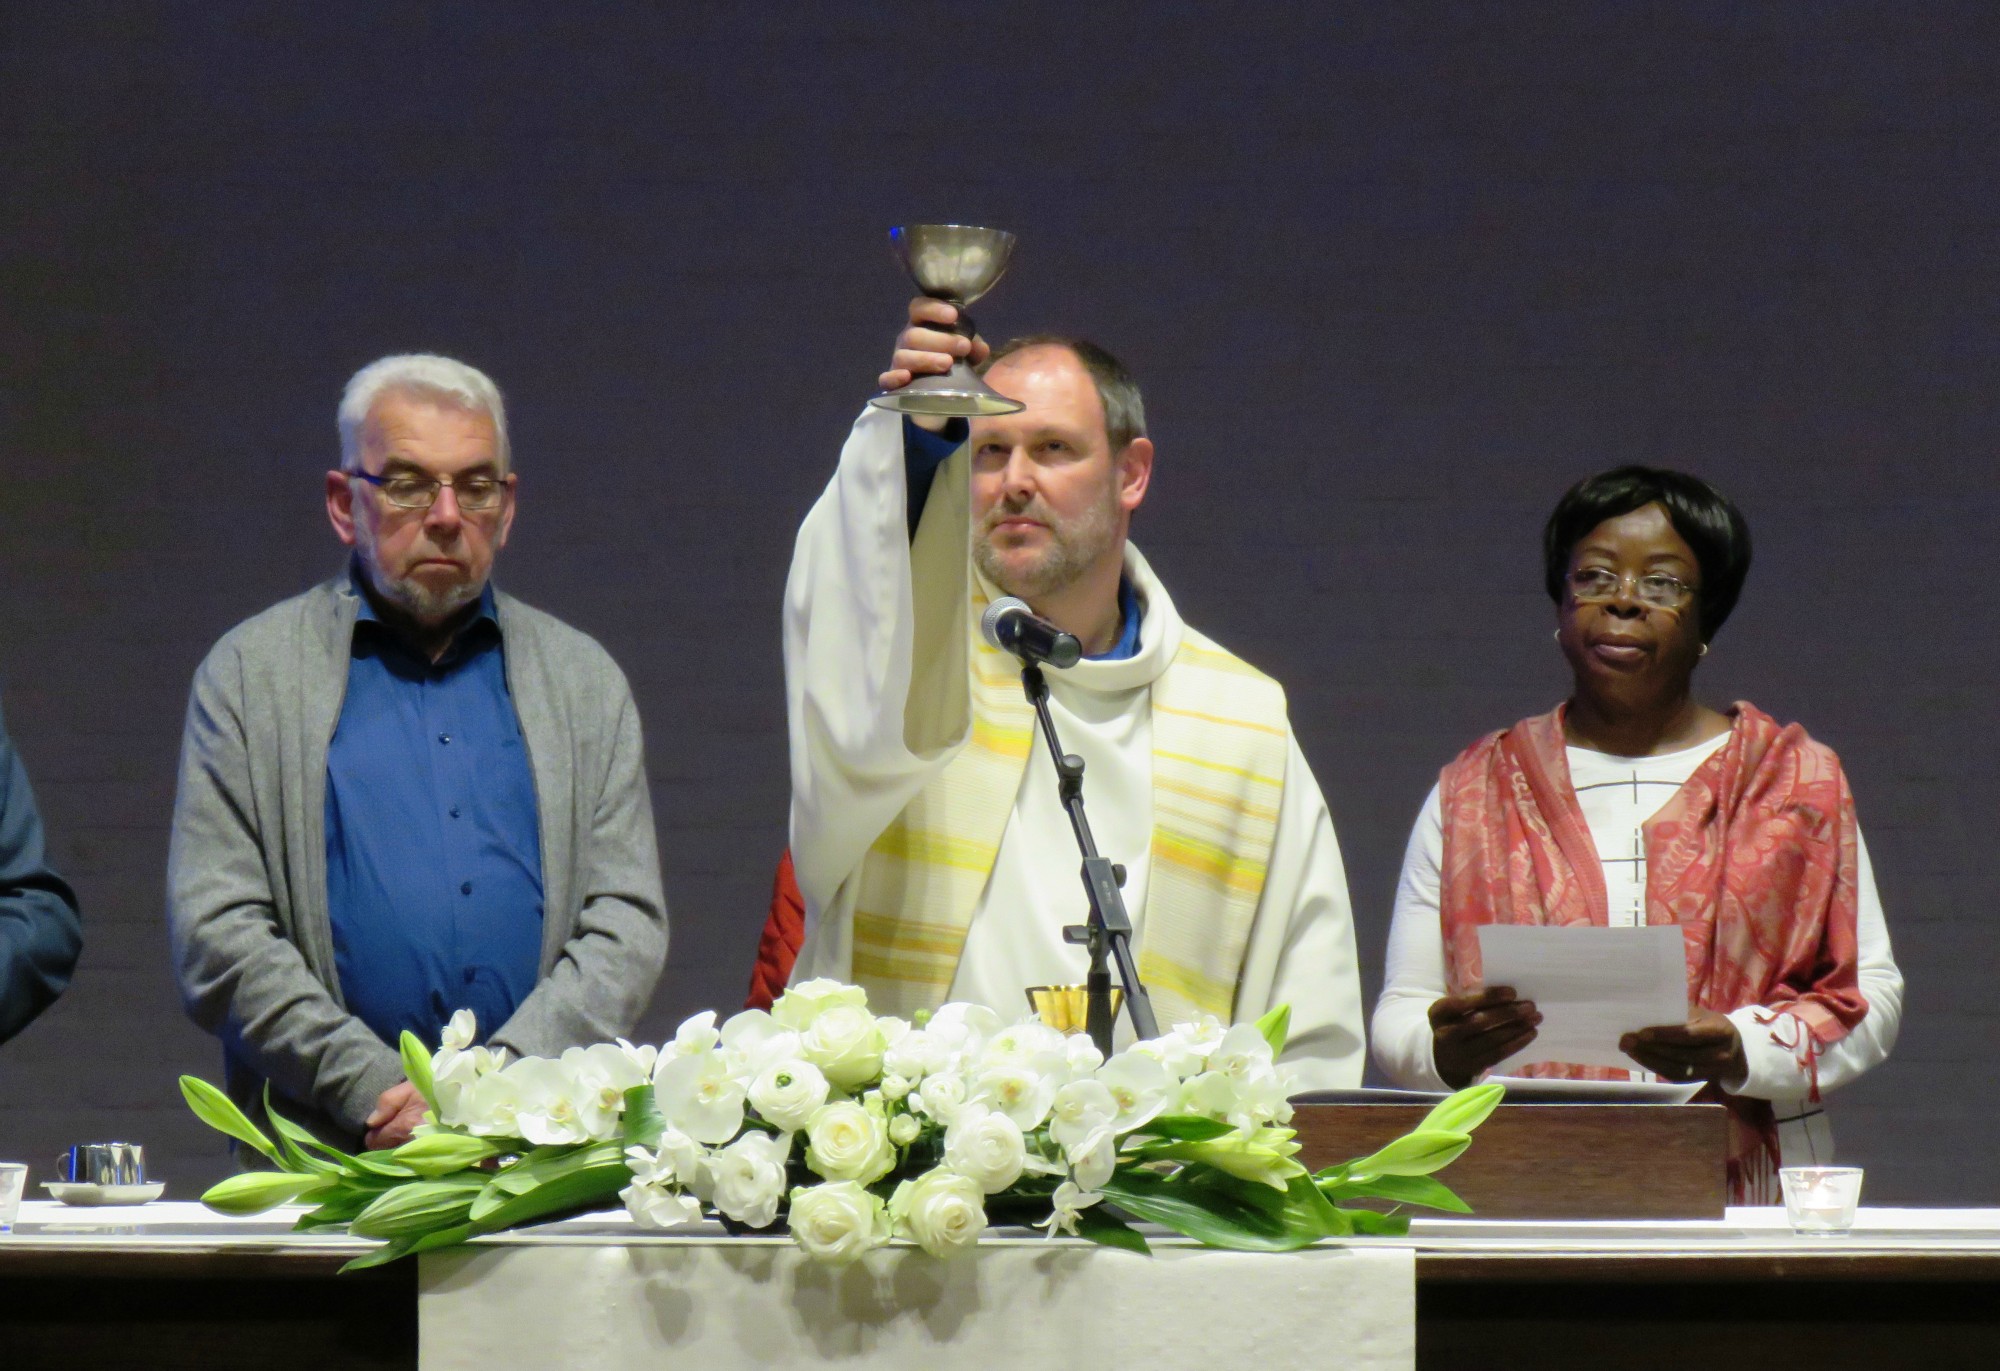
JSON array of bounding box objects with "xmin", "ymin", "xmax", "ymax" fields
[{"xmin": 869, "ymin": 223, "xmax": 1026, "ymax": 417}]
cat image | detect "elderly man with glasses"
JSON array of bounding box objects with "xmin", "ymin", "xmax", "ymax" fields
[{"xmin": 168, "ymin": 354, "xmax": 668, "ymax": 1153}]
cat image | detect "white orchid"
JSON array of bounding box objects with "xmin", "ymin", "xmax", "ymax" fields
[
  {"xmin": 1093, "ymin": 1050, "xmax": 1172, "ymax": 1133},
  {"xmin": 564, "ymin": 1042, "xmax": 652, "ymax": 1140},
  {"xmin": 507, "ymin": 1056, "xmax": 592, "ymax": 1147},
  {"xmin": 1067, "ymin": 1125, "xmax": 1118, "ymax": 1192},
  {"xmin": 747, "ymin": 1058, "xmax": 830, "ymax": 1132},
  {"xmin": 624, "ymin": 1131, "xmax": 705, "ymax": 1190},
  {"xmin": 621, "ymin": 1178, "xmax": 703, "ymax": 1230},
  {"xmin": 1037, "ymin": 1179, "xmax": 1104, "ymax": 1239},
  {"xmin": 451, "ymin": 1066, "xmax": 525, "ymax": 1138},
  {"xmin": 665, "ymin": 1010, "xmax": 721, "ymax": 1059},
  {"xmin": 1134, "ymin": 1016, "xmax": 1226, "ymax": 1078},
  {"xmin": 1046, "ymin": 1078, "xmax": 1117, "ymax": 1151},
  {"xmin": 441, "ymin": 1008, "xmax": 478, "ymax": 1052},
  {"xmin": 718, "ymin": 1010, "xmax": 802, "ymax": 1075},
  {"xmin": 972, "ymin": 1060, "xmax": 1058, "ymax": 1131},
  {"xmin": 653, "ymin": 1048, "xmax": 748, "ymax": 1145}
]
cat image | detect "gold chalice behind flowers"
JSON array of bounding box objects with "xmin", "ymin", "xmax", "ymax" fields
[{"xmin": 1026, "ymin": 985, "xmax": 1125, "ymax": 1036}]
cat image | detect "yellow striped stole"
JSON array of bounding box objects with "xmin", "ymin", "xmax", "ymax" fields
[{"xmin": 850, "ymin": 584, "xmax": 1290, "ymax": 1028}]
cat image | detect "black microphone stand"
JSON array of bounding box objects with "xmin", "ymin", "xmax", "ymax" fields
[{"xmin": 1019, "ymin": 662, "xmax": 1160, "ymax": 1057}]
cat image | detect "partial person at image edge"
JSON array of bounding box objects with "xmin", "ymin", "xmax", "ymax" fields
[{"xmin": 0, "ymin": 692, "xmax": 82, "ymax": 1045}]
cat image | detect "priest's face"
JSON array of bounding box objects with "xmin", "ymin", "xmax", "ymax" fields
[
  {"xmin": 969, "ymin": 346, "xmax": 1149, "ymax": 602},
  {"xmin": 326, "ymin": 389, "xmax": 516, "ymax": 626}
]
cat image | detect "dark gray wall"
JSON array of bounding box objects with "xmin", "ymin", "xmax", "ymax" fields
[{"xmin": 1, "ymin": 3, "xmax": 1991, "ymax": 1201}]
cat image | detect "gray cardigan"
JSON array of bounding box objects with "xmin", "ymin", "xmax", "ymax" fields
[{"xmin": 167, "ymin": 577, "xmax": 669, "ymax": 1147}]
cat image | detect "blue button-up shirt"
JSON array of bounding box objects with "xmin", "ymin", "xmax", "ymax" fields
[{"xmin": 325, "ymin": 575, "xmax": 544, "ymax": 1051}]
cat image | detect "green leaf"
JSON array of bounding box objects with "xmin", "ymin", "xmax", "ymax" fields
[
  {"xmin": 400, "ymin": 1030, "xmax": 438, "ymax": 1115},
  {"xmin": 1073, "ymin": 1205, "xmax": 1151, "ymax": 1254},
  {"xmin": 179, "ymin": 1076, "xmax": 280, "ymax": 1164},
  {"xmin": 390, "ymin": 1131, "xmax": 505, "ymax": 1176},
  {"xmin": 200, "ymin": 1169, "xmax": 334, "ymax": 1215},
  {"xmin": 621, "ymin": 1083, "xmax": 664, "ymax": 1152},
  {"xmin": 343, "ymin": 1150, "xmax": 422, "ymax": 1180},
  {"xmin": 339, "ymin": 1236, "xmax": 418, "ymax": 1272},
  {"xmin": 1125, "ymin": 1114, "xmax": 1238, "ymax": 1144},
  {"xmin": 1345, "ymin": 1129, "xmax": 1471, "ymax": 1179},
  {"xmin": 1319, "ymin": 1172, "xmax": 1472, "ymax": 1214},
  {"xmin": 468, "ymin": 1140, "xmax": 626, "ymax": 1223},
  {"xmin": 1100, "ymin": 1167, "xmax": 1344, "ymax": 1252},
  {"xmin": 347, "ymin": 1176, "xmax": 485, "ymax": 1240},
  {"xmin": 1341, "ymin": 1208, "xmax": 1412, "ymax": 1236},
  {"xmin": 1253, "ymin": 1003, "xmax": 1292, "ymax": 1057},
  {"xmin": 1417, "ymin": 1083, "xmax": 1505, "ymax": 1137},
  {"xmin": 260, "ymin": 1087, "xmax": 347, "ymax": 1177}
]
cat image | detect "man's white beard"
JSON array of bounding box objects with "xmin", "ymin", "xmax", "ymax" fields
[
  {"xmin": 973, "ymin": 489, "xmax": 1120, "ymax": 602},
  {"xmin": 353, "ymin": 518, "xmax": 484, "ymax": 626}
]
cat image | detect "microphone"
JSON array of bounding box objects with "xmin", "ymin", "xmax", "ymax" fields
[{"xmin": 981, "ymin": 597, "xmax": 1083, "ymax": 669}]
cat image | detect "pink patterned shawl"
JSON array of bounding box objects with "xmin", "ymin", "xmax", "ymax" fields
[{"xmin": 1437, "ymin": 702, "xmax": 1869, "ymax": 1203}]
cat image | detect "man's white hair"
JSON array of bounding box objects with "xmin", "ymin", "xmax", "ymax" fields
[{"xmin": 338, "ymin": 354, "xmax": 511, "ymax": 473}]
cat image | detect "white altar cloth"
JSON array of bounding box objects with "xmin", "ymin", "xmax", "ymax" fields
[{"xmin": 417, "ymin": 1227, "xmax": 1417, "ymax": 1371}]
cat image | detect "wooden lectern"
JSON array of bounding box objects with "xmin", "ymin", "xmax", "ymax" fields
[{"xmin": 1291, "ymin": 1103, "xmax": 1730, "ymax": 1219}]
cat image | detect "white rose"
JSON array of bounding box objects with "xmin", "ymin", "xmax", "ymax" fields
[
  {"xmin": 1067, "ymin": 1126, "xmax": 1118, "ymax": 1192},
  {"xmin": 748, "ymin": 1058, "xmax": 830, "ymax": 1132},
  {"xmin": 772, "ymin": 978, "xmax": 869, "ymax": 1032},
  {"xmin": 912, "ymin": 1071, "xmax": 969, "ymax": 1125},
  {"xmin": 801, "ymin": 1004, "xmax": 886, "ymax": 1091},
  {"xmin": 942, "ymin": 1106, "xmax": 1027, "ymax": 1194},
  {"xmin": 889, "ymin": 1113, "xmax": 921, "ymax": 1146},
  {"xmin": 883, "ymin": 1026, "xmax": 944, "ymax": 1081},
  {"xmin": 879, "ymin": 1073, "xmax": 912, "ymax": 1103},
  {"xmin": 788, "ymin": 1181, "xmax": 891, "ymax": 1265},
  {"xmin": 889, "ymin": 1168, "xmax": 987, "ymax": 1259},
  {"xmin": 706, "ymin": 1130, "xmax": 793, "ymax": 1229},
  {"xmin": 1047, "ymin": 1079, "xmax": 1116, "ymax": 1151},
  {"xmin": 804, "ymin": 1100, "xmax": 895, "ymax": 1184},
  {"xmin": 622, "ymin": 1179, "xmax": 703, "ymax": 1230}
]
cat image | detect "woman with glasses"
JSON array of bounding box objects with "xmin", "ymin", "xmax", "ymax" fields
[{"xmin": 1370, "ymin": 466, "xmax": 1903, "ymax": 1202}]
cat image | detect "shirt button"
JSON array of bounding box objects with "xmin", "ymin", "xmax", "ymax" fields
[
  {"xmin": 449, "ymin": 806, "xmax": 462, "ymax": 819},
  {"xmin": 460, "ymin": 881, "xmax": 473, "ymax": 895},
  {"xmin": 438, "ymin": 732, "xmax": 452, "ymax": 745}
]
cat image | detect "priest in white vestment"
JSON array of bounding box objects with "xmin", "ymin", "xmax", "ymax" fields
[{"xmin": 782, "ymin": 300, "xmax": 1364, "ymax": 1090}]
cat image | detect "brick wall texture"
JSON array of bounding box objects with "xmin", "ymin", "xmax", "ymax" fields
[{"xmin": 1, "ymin": 4, "xmax": 1992, "ymax": 1200}]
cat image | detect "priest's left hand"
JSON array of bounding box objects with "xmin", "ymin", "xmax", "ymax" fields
[{"xmin": 1620, "ymin": 1010, "xmax": 1747, "ymax": 1087}]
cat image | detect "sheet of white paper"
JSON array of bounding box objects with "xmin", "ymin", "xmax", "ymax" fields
[{"xmin": 1478, "ymin": 924, "xmax": 1689, "ymax": 1073}]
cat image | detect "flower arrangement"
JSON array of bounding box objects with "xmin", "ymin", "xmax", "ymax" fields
[{"xmin": 183, "ymin": 980, "xmax": 1501, "ymax": 1270}]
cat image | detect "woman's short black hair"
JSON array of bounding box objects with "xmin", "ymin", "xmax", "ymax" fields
[{"xmin": 1542, "ymin": 466, "xmax": 1753, "ymax": 641}]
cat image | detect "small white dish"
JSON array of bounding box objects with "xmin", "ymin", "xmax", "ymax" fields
[{"xmin": 42, "ymin": 1181, "xmax": 166, "ymax": 1206}]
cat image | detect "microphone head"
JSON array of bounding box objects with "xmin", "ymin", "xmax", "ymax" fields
[{"xmin": 980, "ymin": 596, "xmax": 1030, "ymax": 653}]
